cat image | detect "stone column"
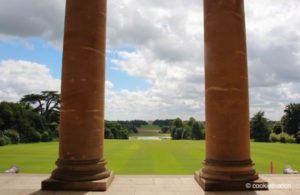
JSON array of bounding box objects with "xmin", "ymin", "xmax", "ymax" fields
[
  {"xmin": 195, "ymin": 0, "xmax": 267, "ymax": 191},
  {"xmin": 42, "ymin": 0, "xmax": 114, "ymax": 191}
]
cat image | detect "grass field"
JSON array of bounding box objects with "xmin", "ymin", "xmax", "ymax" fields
[
  {"xmin": 138, "ymin": 124, "xmax": 160, "ymax": 130},
  {"xmin": 129, "ymin": 131, "xmax": 170, "ymax": 137},
  {"xmin": 0, "ymin": 140, "xmax": 300, "ymax": 175}
]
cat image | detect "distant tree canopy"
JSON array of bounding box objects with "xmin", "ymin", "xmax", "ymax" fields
[
  {"xmin": 153, "ymin": 119, "xmax": 173, "ymax": 127},
  {"xmin": 272, "ymin": 121, "xmax": 282, "ymax": 134},
  {"xmin": 282, "ymin": 103, "xmax": 300, "ymax": 136},
  {"xmin": 250, "ymin": 111, "xmax": 271, "ymax": 142},
  {"xmin": 104, "ymin": 121, "xmax": 129, "ymax": 139},
  {"xmin": 247, "ymin": 104, "xmax": 300, "ymax": 144},
  {"xmin": 117, "ymin": 120, "xmax": 147, "ymax": 134},
  {"xmin": 105, "ymin": 120, "xmax": 150, "ymax": 140},
  {"xmin": 1, "ymin": 91, "xmax": 299, "ymax": 145},
  {"xmin": 170, "ymin": 117, "xmax": 205, "ymax": 140},
  {"xmin": 170, "ymin": 118, "xmax": 185, "ymax": 140},
  {"xmin": 160, "ymin": 126, "xmax": 170, "ymax": 133},
  {"xmin": 20, "ymin": 91, "xmax": 60, "ymax": 124},
  {"xmin": 191, "ymin": 121, "xmax": 205, "ymax": 140},
  {"xmin": 0, "ymin": 91, "xmax": 145, "ymax": 145},
  {"xmin": 0, "ymin": 91, "xmax": 60, "ymax": 145}
]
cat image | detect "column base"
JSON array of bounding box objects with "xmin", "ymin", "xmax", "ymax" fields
[
  {"xmin": 42, "ymin": 171, "xmax": 114, "ymax": 191},
  {"xmin": 194, "ymin": 171, "xmax": 268, "ymax": 191}
]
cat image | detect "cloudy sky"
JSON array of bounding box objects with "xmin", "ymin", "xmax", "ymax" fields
[{"xmin": 0, "ymin": 0, "xmax": 299, "ymax": 121}]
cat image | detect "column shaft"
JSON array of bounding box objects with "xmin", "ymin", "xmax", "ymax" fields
[
  {"xmin": 42, "ymin": 0, "xmax": 113, "ymax": 191},
  {"xmin": 195, "ymin": 0, "xmax": 267, "ymax": 191},
  {"xmin": 205, "ymin": 0, "xmax": 250, "ymax": 162}
]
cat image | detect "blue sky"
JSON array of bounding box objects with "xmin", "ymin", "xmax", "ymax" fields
[
  {"xmin": 0, "ymin": 0, "xmax": 300, "ymax": 120},
  {"xmin": 0, "ymin": 39, "xmax": 150, "ymax": 92},
  {"xmin": 106, "ymin": 47, "xmax": 151, "ymax": 91},
  {"xmin": 0, "ymin": 39, "xmax": 62, "ymax": 78}
]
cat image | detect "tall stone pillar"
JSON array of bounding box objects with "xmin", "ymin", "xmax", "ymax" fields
[
  {"xmin": 195, "ymin": 0, "xmax": 267, "ymax": 191},
  {"xmin": 42, "ymin": 0, "xmax": 114, "ymax": 191}
]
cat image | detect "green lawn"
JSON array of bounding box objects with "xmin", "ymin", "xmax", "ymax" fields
[
  {"xmin": 0, "ymin": 140, "xmax": 299, "ymax": 174},
  {"xmin": 138, "ymin": 124, "xmax": 160, "ymax": 130},
  {"xmin": 130, "ymin": 131, "xmax": 170, "ymax": 137}
]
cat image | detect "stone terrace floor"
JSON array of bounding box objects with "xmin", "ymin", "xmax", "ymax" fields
[{"xmin": 0, "ymin": 174, "xmax": 299, "ymax": 195}]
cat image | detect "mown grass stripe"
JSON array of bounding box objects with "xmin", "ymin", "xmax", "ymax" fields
[{"xmin": 0, "ymin": 140, "xmax": 299, "ymax": 174}]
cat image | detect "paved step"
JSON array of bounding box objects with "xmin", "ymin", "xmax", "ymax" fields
[{"xmin": 0, "ymin": 174, "xmax": 299, "ymax": 194}]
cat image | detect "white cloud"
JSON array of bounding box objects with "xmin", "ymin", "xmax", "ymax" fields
[
  {"xmin": 0, "ymin": 60, "xmax": 61, "ymax": 102},
  {"xmin": 105, "ymin": 0, "xmax": 300, "ymax": 120},
  {"xmin": 105, "ymin": 80, "xmax": 114, "ymax": 89},
  {"xmin": 1, "ymin": 0, "xmax": 300, "ymax": 120},
  {"xmin": 249, "ymin": 82, "xmax": 300, "ymax": 120},
  {"xmin": 0, "ymin": 0, "xmax": 65, "ymax": 49}
]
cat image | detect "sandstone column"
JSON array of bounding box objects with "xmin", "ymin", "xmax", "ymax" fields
[
  {"xmin": 42, "ymin": 0, "xmax": 114, "ymax": 191},
  {"xmin": 195, "ymin": 0, "xmax": 267, "ymax": 191}
]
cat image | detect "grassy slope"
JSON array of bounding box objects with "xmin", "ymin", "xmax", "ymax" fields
[
  {"xmin": 138, "ymin": 124, "xmax": 160, "ymax": 130},
  {"xmin": 0, "ymin": 140, "xmax": 299, "ymax": 174},
  {"xmin": 129, "ymin": 132, "xmax": 170, "ymax": 137}
]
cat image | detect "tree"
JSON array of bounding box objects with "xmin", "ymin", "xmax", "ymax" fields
[
  {"xmin": 188, "ymin": 117, "xmax": 196, "ymax": 127},
  {"xmin": 191, "ymin": 122, "xmax": 204, "ymax": 140},
  {"xmin": 20, "ymin": 91, "xmax": 60, "ymax": 122},
  {"xmin": 104, "ymin": 121, "xmax": 129, "ymax": 140},
  {"xmin": 279, "ymin": 132, "xmax": 296, "ymax": 143},
  {"xmin": 20, "ymin": 94, "xmax": 44, "ymax": 115},
  {"xmin": 280, "ymin": 115, "xmax": 287, "ymax": 132},
  {"xmin": 153, "ymin": 119, "xmax": 173, "ymax": 127},
  {"xmin": 170, "ymin": 118, "xmax": 192, "ymax": 140},
  {"xmin": 269, "ymin": 132, "xmax": 279, "ymax": 142},
  {"xmin": 170, "ymin": 118, "xmax": 182, "ymax": 139},
  {"xmin": 119, "ymin": 129, "xmax": 129, "ymax": 139},
  {"xmin": 41, "ymin": 131, "xmax": 51, "ymax": 142},
  {"xmin": 250, "ymin": 111, "xmax": 271, "ymax": 142},
  {"xmin": 0, "ymin": 131, "xmax": 10, "ymax": 146},
  {"xmin": 0, "ymin": 101, "xmax": 46, "ymax": 144},
  {"xmin": 3, "ymin": 129, "xmax": 20, "ymax": 144},
  {"xmin": 173, "ymin": 127, "xmax": 184, "ymax": 139},
  {"xmin": 272, "ymin": 121, "xmax": 282, "ymax": 134},
  {"xmin": 161, "ymin": 126, "xmax": 169, "ymax": 133},
  {"xmin": 296, "ymin": 130, "xmax": 300, "ymax": 143},
  {"xmin": 173, "ymin": 118, "xmax": 183, "ymax": 128},
  {"xmin": 117, "ymin": 120, "xmax": 143, "ymax": 134},
  {"xmin": 0, "ymin": 102, "xmax": 15, "ymax": 130},
  {"xmin": 282, "ymin": 103, "xmax": 300, "ymax": 136},
  {"xmin": 20, "ymin": 91, "xmax": 60, "ymax": 138},
  {"xmin": 104, "ymin": 128, "xmax": 114, "ymax": 139}
]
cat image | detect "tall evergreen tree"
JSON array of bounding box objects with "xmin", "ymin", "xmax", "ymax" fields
[
  {"xmin": 282, "ymin": 103, "xmax": 300, "ymax": 136},
  {"xmin": 250, "ymin": 111, "xmax": 271, "ymax": 142}
]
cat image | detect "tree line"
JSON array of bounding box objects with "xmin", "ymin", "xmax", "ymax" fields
[
  {"xmin": 0, "ymin": 91, "xmax": 146, "ymax": 146},
  {"xmin": 1, "ymin": 91, "xmax": 299, "ymax": 145},
  {"xmin": 0, "ymin": 91, "xmax": 60, "ymax": 146},
  {"xmin": 154, "ymin": 103, "xmax": 300, "ymax": 144},
  {"xmin": 250, "ymin": 103, "xmax": 300, "ymax": 143},
  {"xmin": 104, "ymin": 120, "xmax": 146, "ymax": 139},
  {"xmin": 154, "ymin": 118, "xmax": 205, "ymax": 140}
]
